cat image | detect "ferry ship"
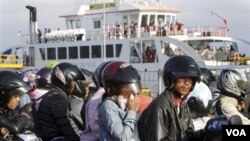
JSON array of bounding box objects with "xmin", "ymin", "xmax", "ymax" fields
[{"xmin": 1, "ymin": 0, "xmax": 250, "ymax": 92}]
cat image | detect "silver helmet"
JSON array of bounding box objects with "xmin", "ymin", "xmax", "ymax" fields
[{"xmin": 217, "ymin": 68, "xmax": 248, "ymax": 100}]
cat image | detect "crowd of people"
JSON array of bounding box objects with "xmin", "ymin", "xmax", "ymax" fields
[{"xmin": 0, "ymin": 55, "xmax": 250, "ymax": 141}]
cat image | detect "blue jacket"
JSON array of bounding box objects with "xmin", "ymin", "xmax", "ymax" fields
[{"xmin": 98, "ymin": 99, "xmax": 137, "ymax": 141}]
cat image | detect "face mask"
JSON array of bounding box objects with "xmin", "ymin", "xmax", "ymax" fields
[{"xmin": 118, "ymin": 95, "xmax": 128, "ymax": 110}]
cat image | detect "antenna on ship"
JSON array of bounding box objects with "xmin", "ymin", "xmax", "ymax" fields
[{"xmin": 102, "ymin": 1, "xmax": 107, "ymax": 62}]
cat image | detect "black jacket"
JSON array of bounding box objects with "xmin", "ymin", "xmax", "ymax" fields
[
  {"xmin": 0, "ymin": 106, "xmax": 32, "ymax": 140},
  {"xmin": 37, "ymin": 88, "xmax": 81, "ymax": 141},
  {"xmin": 138, "ymin": 90, "xmax": 200, "ymax": 141}
]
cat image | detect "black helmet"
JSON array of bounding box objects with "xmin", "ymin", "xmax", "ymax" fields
[
  {"xmin": 200, "ymin": 67, "xmax": 216, "ymax": 86},
  {"xmin": 35, "ymin": 67, "xmax": 52, "ymax": 89},
  {"xmin": 80, "ymin": 68, "xmax": 94, "ymax": 84},
  {"xmin": 0, "ymin": 70, "xmax": 31, "ymax": 106},
  {"xmin": 163, "ymin": 56, "xmax": 201, "ymax": 90},
  {"xmin": 51, "ymin": 62, "xmax": 86, "ymax": 94},
  {"xmin": 92, "ymin": 61, "xmax": 113, "ymax": 88},
  {"xmin": 102, "ymin": 61, "xmax": 141, "ymax": 96},
  {"xmin": 217, "ymin": 68, "xmax": 248, "ymax": 100},
  {"xmin": 187, "ymin": 97, "xmax": 208, "ymax": 119}
]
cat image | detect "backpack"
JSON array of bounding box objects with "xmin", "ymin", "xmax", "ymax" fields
[
  {"xmin": 31, "ymin": 89, "xmax": 60, "ymax": 137},
  {"xmin": 80, "ymin": 88, "xmax": 105, "ymax": 141}
]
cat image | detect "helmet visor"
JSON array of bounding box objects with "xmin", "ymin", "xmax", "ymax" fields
[
  {"xmin": 8, "ymin": 85, "xmax": 31, "ymax": 96},
  {"xmin": 125, "ymin": 82, "xmax": 142, "ymax": 95},
  {"xmin": 237, "ymin": 80, "xmax": 248, "ymax": 94},
  {"xmin": 172, "ymin": 72, "xmax": 200, "ymax": 81}
]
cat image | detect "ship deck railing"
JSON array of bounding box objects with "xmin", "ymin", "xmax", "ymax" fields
[
  {"xmin": 0, "ymin": 54, "xmax": 24, "ymax": 69},
  {"xmin": 83, "ymin": 25, "xmax": 228, "ymax": 41},
  {"xmin": 23, "ymin": 25, "xmax": 229, "ymax": 44}
]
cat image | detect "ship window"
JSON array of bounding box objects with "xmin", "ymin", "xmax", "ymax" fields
[
  {"xmin": 141, "ymin": 15, "xmax": 148, "ymax": 27},
  {"xmin": 76, "ymin": 19, "xmax": 81, "ymax": 28},
  {"xmin": 106, "ymin": 44, "xmax": 114, "ymax": 58},
  {"xmin": 171, "ymin": 16, "xmax": 176, "ymax": 25},
  {"xmin": 161, "ymin": 40, "xmax": 184, "ymax": 57},
  {"xmin": 80, "ymin": 46, "xmax": 90, "ymax": 58},
  {"xmin": 39, "ymin": 48, "xmax": 45, "ymax": 60},
  {"xmin": 58, "ymin": 47, "xmax": 67, "ymax": 59},
  {"xmin": 129, "ymin": 41, "xmax": 141, "ymax": 63},
  {"xmin": 69, "ymin": 46, "xmax": 78, "ymax": 59},
  {"xmin": 157, "ymin": 15, "xmax": 165, "ymax": 26},
  {"xmin": 166, "ymin": 15, "xmax": 171, "ymax": 26},
  {"xmin": 28, "ymin": 47, "xmax": 35, "ymax": 66},
  {"xmin": 94, "ymin": 20, "xmax": 101, "ymax": 29},
  {"xmin": 142, "ymin": 40, "xmax": 158, "ymax": 63},
  {"xmin": 115, "ymin": 44, "xmax": 122, "ymax": 57},
  {"xmin": 47, "ymin": 48, "xmax": 56, "ymax": 60},
  {"xmin": 149, "ymin": 15, "xmax": 156, "ymax": 25},
  {"xmin": 92, "ymin": 45, "xmax": 101, "ymax": 58},
  {"xmin": 67, "ymin": 20, "xmax": 76, "ymax": 29}
]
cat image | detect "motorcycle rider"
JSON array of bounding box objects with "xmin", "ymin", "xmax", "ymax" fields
[
  {"xmin": 216, "ymin": 68, "xmax": 250, "ymax": 124},
  {"xmin": 98, "ymin": 61, "xmax": 141, "ymax": 141},
  {"xmin": 80, "ymin": 61, "xmax": 113, "ymax": 141},
  {"xmin": 138, "ymin": 56, "xmax": 203, "ymax": 141},
  {"xmin": 30, "ymin": 67, "xmax": 53, "ymax": 110},
  {"xmin": 0, "ymin": 70, "xmax": 33, "ymax": 140},
  {"xmin": 36, "ymin": 62, "xmax": 86, "ymax": 141}
]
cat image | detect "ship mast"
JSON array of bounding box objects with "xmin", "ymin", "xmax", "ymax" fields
[{"xmin": 103, "ymin": 2, "xmax": 106, "ymax": 61}]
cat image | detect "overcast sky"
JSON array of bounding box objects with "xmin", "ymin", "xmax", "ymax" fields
[{"xmin": 0, "ymin": 0, "xmax": 250, "ymax": 52}]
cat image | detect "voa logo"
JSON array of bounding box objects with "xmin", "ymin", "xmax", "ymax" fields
[{"xmin": 226, "ymin": 129, "xmax": 246, "ymax": 136}]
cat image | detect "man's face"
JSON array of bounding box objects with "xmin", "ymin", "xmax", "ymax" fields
[
  {"xmin": 7, "ymin": 94, "xmax": 20, "ymax": 110},
  {"xmin": 174, "ymin": 77, "xmax": 194, "ymax": 97}
]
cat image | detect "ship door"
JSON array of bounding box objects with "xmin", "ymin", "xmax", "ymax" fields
[
  {"xmin": 15, "ymin": 47, "xmax": 24, "ymax": 64},
  {"xmin": 129, "ymin": 40, "xmax": 158, "ymax": 63},
  {"xmin": 142, "ymin": 40, "xmax": 158, "ymax": 63},
  {"xmin": 24, "ymin": 47, "xmax": 35, "ymax": 66}
]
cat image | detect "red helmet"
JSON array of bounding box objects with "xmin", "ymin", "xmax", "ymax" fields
[
  {"xmin": 102, "ymin": 61, "xmax": 141, "ymax": 96},
  {"xmin": 92, "ymin": 61, "xmax": 113, "ymax": 88}
]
